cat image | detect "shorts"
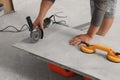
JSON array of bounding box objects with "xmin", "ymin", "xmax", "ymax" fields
[{"xmin": 90, "ymin": 0, "xmax": 117, "ymax": 26}]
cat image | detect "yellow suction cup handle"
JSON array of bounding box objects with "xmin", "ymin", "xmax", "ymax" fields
[
  {"xmin": 80, "ymin": 42, "xmax": 120, "ymax": 63},
  {"xmin": 92, "ymin": 44, "xmax": 111, "ymax": 52}
]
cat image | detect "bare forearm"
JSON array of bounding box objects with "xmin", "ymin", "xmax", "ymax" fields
[
  {"xmin": 87, "ymin": 25, "xmax": 100, "ymax": 38},
  {"xmin": 38, "ymin": 0, "xmax": 55, "ymax": 19}
]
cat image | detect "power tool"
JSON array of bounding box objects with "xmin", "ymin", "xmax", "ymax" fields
[
  {"xmin": 80, "ymin": 41, "xmax": 120, "ymax": 63},
  {"xmin": 26, "ymin": 15, "xmax": 53, "ymax": 43}
]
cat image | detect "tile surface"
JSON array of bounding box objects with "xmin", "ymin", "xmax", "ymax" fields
[{"xmin": 14, "ymin": 24, "xmax": 120, "ymax": 80}]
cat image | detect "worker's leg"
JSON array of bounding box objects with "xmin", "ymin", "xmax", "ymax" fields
[{"xmin": 97, "ymin": 0, "xmax": 117, "ymax": 36}]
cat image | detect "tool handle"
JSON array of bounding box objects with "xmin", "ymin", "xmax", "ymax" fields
[{"xmin": 26, "ymin": 16, "xmax": 34, "ymax": 31}]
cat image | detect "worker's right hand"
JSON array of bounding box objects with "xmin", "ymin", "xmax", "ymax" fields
[{"xmin": 33, "ymin": 17, "xmax": 44, "ymax": 30}]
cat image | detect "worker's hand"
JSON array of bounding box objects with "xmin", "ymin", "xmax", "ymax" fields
[
  {"xmin": 34, "ymin": 17, "xmax": 44, "ymax": 30},
  {"xmin": 69, "ymin": 34, "xmax": 93, "ymax": 46}
]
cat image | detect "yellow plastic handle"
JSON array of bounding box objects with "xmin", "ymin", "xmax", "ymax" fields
[{"xmin": 93, "ymin": 44, "xmax": 112, "ymax": 52}]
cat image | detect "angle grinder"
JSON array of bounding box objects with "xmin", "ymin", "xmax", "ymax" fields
[
  {"xmin": 26, "ymin": 15, "xmax": 53, "ymax": 43},
  {"xmin": 26, "ymin": 16, "xmax": 44, "ymax": 43}
]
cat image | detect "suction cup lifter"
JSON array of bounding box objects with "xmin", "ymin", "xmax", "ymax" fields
[{"xmin": 80, "ymin": 42, "xmax": 120, "ymax": 63}]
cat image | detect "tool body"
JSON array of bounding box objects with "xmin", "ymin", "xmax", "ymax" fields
[{"xmin": 80, "ymin": 42, "xmax": 120, "ymax": 63}]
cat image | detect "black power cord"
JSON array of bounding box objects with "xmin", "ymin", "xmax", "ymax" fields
[
  {"xmin": 0, "ymin": 24, "xmax": 29, "ymax": 33},
  {"xmin": 0, "ymin": 12, "xmax": 67, "ymax": 33}
]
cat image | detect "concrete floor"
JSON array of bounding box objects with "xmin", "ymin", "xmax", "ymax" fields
[{"xmin": 0, "ymin": 0, "xmax": 120, "ymax": 80}]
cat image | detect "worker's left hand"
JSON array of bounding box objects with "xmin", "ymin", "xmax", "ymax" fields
[{"xmin": 69, "ymin": 34, "xmax": 93, "ymax": 46}]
